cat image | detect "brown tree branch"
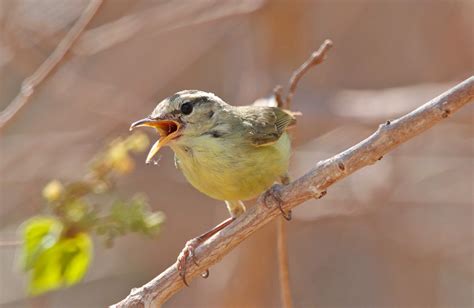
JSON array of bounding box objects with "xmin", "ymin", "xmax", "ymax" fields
[
  {"xmin": 112, "ymin": 75, "xmax": 474, "ymax": 307},
  {"xmin": 277, "ymin": 217, "xmax": 292, "ymax": 308},
  {"xmin": 274, "ymin": 39, "xmax": 333, "ymax": 110},
  {"xmin": 270, "ymin": 40, "xmax": 333, "ymax": 308},
  {"xmin": 0, "ymin": 0, "xmax": 103, "ymax": 132}
]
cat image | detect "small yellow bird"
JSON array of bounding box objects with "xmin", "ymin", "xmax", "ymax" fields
[{"xmin": 130, "ymin": 90, "xmax": 296, "ymax": 284}]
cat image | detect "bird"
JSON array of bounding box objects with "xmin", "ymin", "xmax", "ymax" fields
[{"xmin": 130, "ymin": 90, "xmax": 296, "ymax": 285}]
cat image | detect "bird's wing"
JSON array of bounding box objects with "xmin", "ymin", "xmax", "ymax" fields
[{"xmin": 238, "ymin": 106, "xmax": 296, "ymax": 146}]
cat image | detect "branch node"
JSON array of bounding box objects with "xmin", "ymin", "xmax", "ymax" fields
[
  {"xmin": 309, "ymin": 185, "xmax": 327, "ymax": 200},
  {"xmin": 317, "ymin": 190, "xmax": 327, "ymax": 199},
  {"xmin": 273, "ymin": 85, "xmax": 285, "ymax": 108},
  {"xmin": 337, "ymin": 161, "xmax": 346, "ymax": 172},
  {"xmin": 442, "ymin": 109, "xmax": 451, "ymax": 118}
]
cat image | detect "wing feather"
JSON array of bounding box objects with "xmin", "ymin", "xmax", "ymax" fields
[{"xmin": 236, "ymin": 106, "xmax": 296, "ymax": 146}]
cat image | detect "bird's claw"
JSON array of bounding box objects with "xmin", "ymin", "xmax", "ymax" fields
[
  {"xmin": 263, "ymin": 184, "xmax": 292, "ymax": 221},
  {"xmin": 177, "ymin": 238, "xmax": 209, "ymax": 287}
]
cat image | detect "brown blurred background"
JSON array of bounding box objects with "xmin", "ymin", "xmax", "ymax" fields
[{"xmin": 1, "ymin": 0, "xmax": 473, "ymax": 307}]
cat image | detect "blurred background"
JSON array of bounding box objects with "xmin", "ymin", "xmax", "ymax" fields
[{"xmin": 1, "ymin": 0, "xmax": 473, "ymax": 307}]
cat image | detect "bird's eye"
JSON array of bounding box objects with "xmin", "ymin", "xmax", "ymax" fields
[{"xmin": 180, "ymin": 102, "xmax": 193, "ymax": 115}]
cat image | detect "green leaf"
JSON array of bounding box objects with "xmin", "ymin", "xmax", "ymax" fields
[
  {"xmin": 25, "ymin": 232, "xmax": 92, "ymax": 295},
  {"xmin": 29, "ymin": 244, "xmax": 62, "ymax": 295},
  {"xmin": 21, "ymin": 216, "xmax": 63, "ymax": 271},
  {"xmin": 60, "ymin": 233, "xmax": 92, "ymax": 285}
]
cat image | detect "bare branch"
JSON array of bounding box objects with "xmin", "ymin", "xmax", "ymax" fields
[
  {"xmin": 273, "ymin": 85, "xmax": 285, "ymax": 108},
  {"xmin": 0, "ymin": 0, "xmax": 103, "ymax": 132},
  {"xmin": 0, "ymin": 240, "xmax": 22, "ymax": 247},
  {"xmin": 73, "ymin": 0, "xmax": 264, "ymax": 55},
  {"xmin": 277, "ymin": 217, "xmax": 292, "ymax": 308},
  {"xmin": 261, "ymin": 40, "xmax": 334, "ymax": 308},
  {"xmin": 112, "ymin": 76, "xmax": 474, "ymax": 307},
  {"xmin": 276, "ymin": 39, "xmax": 333, "ymax": 109}
]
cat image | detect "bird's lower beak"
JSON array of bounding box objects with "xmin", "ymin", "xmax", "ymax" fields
[{"xmin": 130, "ymin": 118, "xmax": 182, "ymax": 164}]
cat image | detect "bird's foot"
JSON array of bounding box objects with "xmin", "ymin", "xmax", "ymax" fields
[
  {"xmin": 177, "ymin": 238, "xmax": 209, "ymax": 287},
  {"xmin": 176, "ymin": 217, "xmax": 235, "ymax": 286},
  {"xmin": 263, "ymin": 184, "xmax": 292, "ymax": 221}
]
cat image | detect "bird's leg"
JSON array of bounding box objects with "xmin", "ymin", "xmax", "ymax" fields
[
  {"xmin": 177, "ymin": 201, "xmax": 245, "ymax": 286},
  {"xmin": 177, "ymin": 216, "xmax": 235, "ymax": 286},
  {"xmin": 263, "ymin": 174, "xmax": 292, "ymax": 221},
  {"xmin": 225, "ymin": 200, "xmax": 246, "ymax": 218}
]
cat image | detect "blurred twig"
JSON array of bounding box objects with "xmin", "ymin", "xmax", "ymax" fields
[
  {"xmin": 277, "ymin": 218, "xmax": 292, "ymax": 308},
  {"xmin": 274, "ymin": 39, "xmax": 333, "ymax": 110},
  {"xmin": 73, "ymin": 0, "xmax": 264, "ymax": 55},
  {"xmin": 271, "ymin": 39, "xmax": 332, "ymax": 308},
  {"xmin": 112, "ymin": 77, "xmax": 474, "ymax": 308},
  {"xmin": 0, "ymin": 240, "xmax": 22, "ymax": 247},
  {"xmin": 0, "ymin": 0, "xmax": 103, "ymax": 132}
]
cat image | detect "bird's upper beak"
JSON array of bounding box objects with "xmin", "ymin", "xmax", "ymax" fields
[{"xmin": 130, "ymin": 117, "xmax": 182, "ymax": 164}]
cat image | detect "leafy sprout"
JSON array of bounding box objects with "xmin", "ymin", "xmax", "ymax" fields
[{"xmin": 20, "ymin": 132, "xmax": 164, "ymax": 295}]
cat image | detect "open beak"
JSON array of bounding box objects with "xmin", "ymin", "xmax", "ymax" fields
[{"xmin": 130, "ymin": 118, "xmax": 181, "ymax": 164}]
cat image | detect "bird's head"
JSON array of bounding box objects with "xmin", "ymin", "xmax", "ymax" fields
[{"xmin": 130, "ymin": 90, "xmax": 228, "ymax": 163}]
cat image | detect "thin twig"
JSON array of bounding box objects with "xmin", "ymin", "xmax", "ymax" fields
[
  {"xmin": 73, "ymin": 0, "xmax": 264, "ymax": 55},
  {"xmin": 273, "ymin": 40, "xmax": 332, "ymax": 308},
  {"xmin": 112, "ymin": 76, "xmax": 474, "ymax": 307},
  {"xmin": 273, "ymin": 85, "xmax": 285, "ymax": 108},
  {"xmin": 0, "ymin": 240, "xmax": 22, "ymax": 247},
  {"xmin": 275, "ymin": 39, "xmax": 333, "ymax": 109},
  {"xmin": 277, "ymin": 217, "xmax": 292, "ymax": 308},
  {"xmin": 0, "ymin": 0, "xmax": 103, "ymax": 132}
]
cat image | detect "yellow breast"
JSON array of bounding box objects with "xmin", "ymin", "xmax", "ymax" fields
[{"xmin": 171, "ymin": 133, "xmax": 291, "ymax": 201}]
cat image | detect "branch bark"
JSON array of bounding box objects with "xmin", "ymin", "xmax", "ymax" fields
[{"xmin": 113, "ymin": 76, "xmax": 474, "ymax": 307}]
